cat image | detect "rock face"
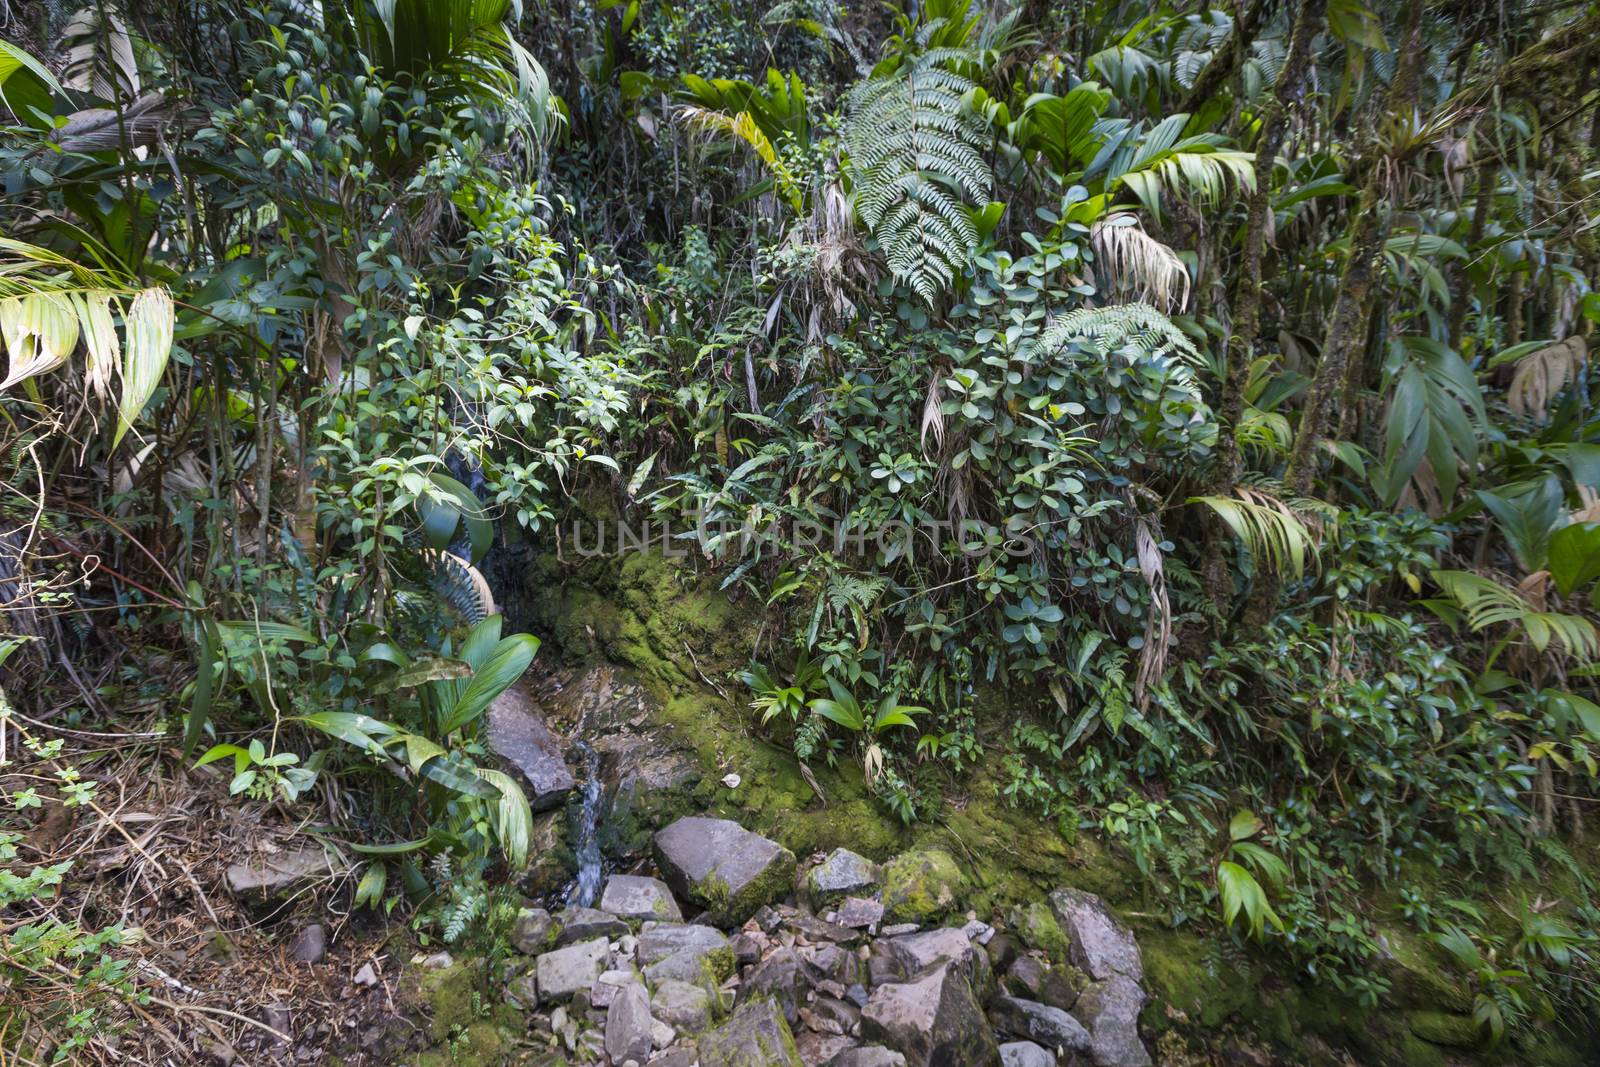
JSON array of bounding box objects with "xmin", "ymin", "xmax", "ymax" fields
[
  {"xmin": 226, "ymin": 846, "xmax": 344, "ymax": 899},
  {"xmin": 600, "ymin": 873, "xmax": 684, "ymax": 922},
  {"xmin": 654, "ymin": 816, "xmax": 797, "ymax": 925},
  {"xmin": 1072, "ymin": 975, "xmax": 1151, "ymax": 1067},
  {"xmin": 879, "ymin": 849, "xmax": 962, "ymax": 925},
  {"xmin": 738, "ymin": 946, "xmax": 811, "ymax": 1025},
  {"xmin": 535, "ymin": 937, "xmax": 610, "ymax": 1003},
  {"xmin": 808, "ymin": 848, "xmax": 881, "ymax": 907},
  {"xmin": 860, "ymin": 963, "xmax": 1000, "ymax": 1067},
  {"xmin": 485, "ymin": 683, "xmax": 576, "ymax": 811},
  {"xmin": 1048, "ymin": 888, "xmax": 1142, "ymax": 982},
  {"xmin": 605, "ymin": 981, "xmax": 654, "ymax": 1064},
  {"xmin": 886, "ymin": 927, "xmax": 993, "ymax": 1001},
  {"xmin": 638, "ymin": 922, "xmax": 733, "ymax": 984},
  {"xmin": 699, "ymin": 997, "xmax": 805, "ymax": 1067},
  {"xmin": 555, "ymin": 905, "xmax": 629, "ymax": 946}
]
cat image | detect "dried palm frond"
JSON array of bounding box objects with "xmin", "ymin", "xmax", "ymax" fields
[
  {"xmin": 920, "ymin": 372, "xmax": 944, "ymax": 454},
  {"xmin": 1571, "ymin": 486, "xmax": 1600, "ymax": 525},
  {"xmin": 1089, "ymin": 214, "xmax": 1190, "ymax": 312},
  {"xmin": 1508, "ymin": 336, "xmax": 1587, "ymax": 421},
  {"xmin": 1132, "ymin": 518, "xmax": 1169, "ymax": 709}
]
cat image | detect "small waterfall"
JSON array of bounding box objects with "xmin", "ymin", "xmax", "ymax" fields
[{"xmin": 565, "ymin": 742, "xmax": 604, "ymax": 907}]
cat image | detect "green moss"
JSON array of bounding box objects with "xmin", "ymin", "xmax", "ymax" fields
[
  {"xmin": 1408, "ymin": 1010, "xmax": 1483, "ymax": 1049},
  {"xmin": 702, "ymin": 945, "xmax": 736, "ymax": 984},
  {"xmin": 1374, "ymin": 925, "xmax": 1471, "ymax": 1013},
  {"xmin": 1014, "ymin": 901, "xmax": 1069, "ymax": 964},
  {"xmin": 415, "ymin": 963, "xmax": 520, "ymax": 1065},
  {"xmin": 1137, "ymin": 925, "xmax": 1255, "ymax": 1033},
  {"xmin": 881, "ymin": 848, "xmax": 964, "ymax": 924}
]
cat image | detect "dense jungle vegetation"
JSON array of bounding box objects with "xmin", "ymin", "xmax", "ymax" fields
[{"xmin": 5, "ymin": 0, "xmax": 1600, "ymax": 1061}]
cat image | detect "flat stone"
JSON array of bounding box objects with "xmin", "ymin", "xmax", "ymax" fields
[
  {"xmin": 486, "ymin": 684, "xmax": 576, "ymax": 811},
  {"xmin": 698, "ymin": 997, "xmax": 804, "ymax": 1067},
  {"xmin": 556, "ymin": 905, "xmax": 629, "ymax": 946},
  {"xmin": 800, "ymin": 996, "xmax": 860, "ymax": 1036},
  {"xmin": 807, "ymin": 849, "xmax": 880, "ymax": 907},
  {"xmin": 834, "ymin": 897, "xmax": 884, "ymax": 930},
  {"xmin": 591, "ymin": 968, "xmax": 643, "ymax": 1009},
  {"xmin": 797, "ymin": 1031, "xmax": 857, "ymax": 1066},
  {"xmin": 824, "ymin": 1050, "xmax": 908, "ymax": 1067},
  {"xmin": 290, "ymin": 923, "xmax": 326, "ymax": 964},
  {"xmin": 879, "ymin": 923, "xmax": 919, "ymax": 938},
  {"xmin": 1071, "ymin": 976, "xmax": 1151, "ymax": 1067},
  {"xmin": 1048, "ymin": 888, "xmax": 1142, "ymax": 983},
  {"xmin": 860, "ymin": 963, "xmax": 999, "ymax": 1067},
  {"xmin": 999, "ymin": 1041, "xmax": 1054, "ymax": 1067},
  {"xmin": 226, "ymin": 846, "xmax": 344, "ymax": 898},
  {"xmin": 991, "ymin": 996, "xmax": 1091, "ymax": 1053},
  {"xmin": 601, "ymin": 874, "xmax": 684, "ymax": 922},
  {"xmin": 606, "ymin": 981, "xmax": 654, "ymax": 1064},
  {"xmin": 512, "ymin": 907, "xmax": 556, "ymax": 954},
  {"xmin": 535, "ymin": 937, "xmax": 609, "ymax": 1004},
  {"xmin": 886, "ymin": 927, "xmax": 993, "ymax": 999},
  {"xmin": 647, "ymin": 1048, "xmax": 700, "ymax": 1067},
  {"xmin": 961, "ymin": 919, "xmax": 995, "ymax": 945},
  {"xmin": 799, "ymin": 943, "xmax": 863, "ymax": 987},
  {"xmin": 731, "ymin": 931, "xmax": 766, "ymax": 966},
  {"xmin": 653, "ymin": 816, "xmax": 797, "ymax": 926},
  {"xmin": 638, "ymin": 923, "xmax": 730, "ymax": 965},
  {"xmin": 652, "ymin": 979, "xmax": 714, "ymax": 1033},
  {"xmin": 652, "ymin": 1017, "xmax": 678, "ymax": 1049}
]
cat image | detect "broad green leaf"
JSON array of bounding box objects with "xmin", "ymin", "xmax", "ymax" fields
[
  {"xmin": 417, "ymin": 751, "xmax": 500, "ymax": 797},
  {"xmin": 439, "ymin": 634, "xmax": 539, "ymax": 735},
  {"xmin": 1228, "ymin": 808, "xmax": 1264, "ymax": 842},
  {"xmin": 1549, "ymin": 523, "xmax": 1600, "ymax": 597}
]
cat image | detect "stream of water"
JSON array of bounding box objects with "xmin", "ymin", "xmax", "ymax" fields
[{"xmin": 565, "ymin": 742, "xmax": 605, "ymax": 907}]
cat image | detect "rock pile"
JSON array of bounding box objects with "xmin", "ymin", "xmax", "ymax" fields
[{"xmin": 503, "ymin": 814, "xmax": 1153, "ymax": 1066}]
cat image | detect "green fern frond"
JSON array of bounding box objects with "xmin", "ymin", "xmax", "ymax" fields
[
  {"xmin": 845, "ymin": 52, "xmax": 994, "ymax": 303},
  {"xmin": 1031, "ymin": 302, "xmax": 1202, "ymax": 365}
]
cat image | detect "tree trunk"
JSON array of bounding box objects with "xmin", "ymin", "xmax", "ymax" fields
[
  {"xmin": 1201, "ymin": 0, "xmax": 1327, "ymax": 612},
  {"xmin": 1447, "ymin": 159, "xmax": 1495, "ymax": 349},
  {"xmin": 1283, "ymin": 0, "xmax": 1426, "ymax": 496}
]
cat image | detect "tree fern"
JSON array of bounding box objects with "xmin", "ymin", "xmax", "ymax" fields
[
  {"xmin": 844, "ymin": 51, "xmax": 993, "ymax": 302},
  {"xmin": 1030, "ymin": 302, "xmax": 1202, "ymax": 365}
]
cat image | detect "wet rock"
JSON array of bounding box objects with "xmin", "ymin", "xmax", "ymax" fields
[
  {"xmin": 654, "ymin": 816, "xmax": 798, "ymax": 926},
  {"xmin": 606, "ymin": 981, "xmax": 654, "ymax": 1064},
  {"xmin": 886, "ymin": 927, "xmax": 993, "ymax": 1000},
  {"xmin": 513, "ymin": 907, "xmax": 557, "ymax": 954},
  {"xmin": 879, "ymin": 850, "xmax": 962, "ymax": 926},
  {"xmin": 519, "ymin": 810, "xmax": 572, "ymax": 897},
  {"xmin": 1071, "ymin": 976, "xmax": 1151, "ymax": 1067},
  {"xmin": 290, "ymin": 923, "xmax": 326, "ymax": 964},
  {"xmin": 1048, "ymin": 889, "xmax": 1141, "ymax": 983},
  {"xmin": 807, "ymin": 849, "xmax": 881, "ymax": 908},
  {"xmin": 834, "ymin": 897, "xmax": 885, "ymax": 930},
  {"xmin": 486, "ymin": 684, "xmax": 576, "ymax": 810},
  {"xmin": 739, "ymin": 946, "xmax": 810, "ymax": 1025},
  {"xmin": 990, "ymin": 996, "xmax": 1091, "ymax": 1053},
  {"xmin": 797, "ymin": 1031, "xmax": 858, "ymax": 1066},
  {"xmin": 600, "ymin": 874, "xmax": 684, "ymax": 923},
  {"xmin": 556, "ymin": 905, "xmax": 629, "ymax": 946},
  {"xmin": 998, "ymin": 1041, "xmax": 1054, "ymax": 1067},
  {"xmin": 535, "ymin": 937, "xmax": 609, "ymax": 1003},
  {"xmin": 652, "ymin": 978, "xmax": 714, "ymax": 1033},
  {"xmin": 226, "ymin": 846, "xmax": 344, "ymax": 899},
  {"xmin": 698, "ymin": 997, "xmax": 805, "ymax": 1067},
  {"xmin": 1003, "ymin": 955, "xmax": 1079, "ymax": 1011},
  {"xmin": 824, "ymin": 1049, "xmax": 908, "ymax": 1067},
  {"xmin": 860, "ymin": 963, "xmax": 999, "ymax": 1067}
]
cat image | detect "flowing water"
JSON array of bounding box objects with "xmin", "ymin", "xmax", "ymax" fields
[{"xmin": 565, "ymin": 742, "xmax": 605, "ymax": 907}]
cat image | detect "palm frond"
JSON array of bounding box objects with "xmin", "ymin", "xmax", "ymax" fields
[
  {"xmin": 1193, "ymin": 487, "xmax": 1322, "ymax": 579},
  {"xmin": 1090, "ymin": 213, "xmax": 1190, "ymax": 312}
]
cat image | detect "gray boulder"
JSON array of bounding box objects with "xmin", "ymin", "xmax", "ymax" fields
[
  {"xmin": 808, "ymin": 848, "xmax": 881, "ymax": 907},
  {"xmin": 886, "ymin": 927, "xmax": 993, "ymax": 1000},
  {"xmin": 699, "ymin": 997, "xmax": 804, "ymax": 1067},
  {"xmin": 798, "ymin": 1031, "xmax": 859, "ymax": 1066},
  {"xmin": 600, "ymin": 873, "xmax": 684, "ymax": 922},
  {"xmin": 654, "ymin": 816, "xmax": 797, "ymax": 926},
  {"xmin": 1048, "ymin": 889, "xmax": 1141, "ymax": 983},
  {"xmin": 638, "ymin": 922, "xmax": 733, "ymax": 985},
  {"xmin": 535, "ymin": 937, "xmax": 609, "ymax": 1003},
  {"xmin": 555, "ymin": 905, "xmax": 629, "ymax": 946},
  {"xmin": 824, "ymin": 1049, "xmax": 908, "ymax": 1067},
  {"xmin": 998, "ymin": 1041, "xmax": 1054, "ymax": 1067},
  {"xmin": 485, "ymin": 684, "xmax": 575, "ymax": 810},
  {"xmin": 1072, "ymin": 976, "xmax": 1151, "ymax": 1067},
  {"xmin": 652, "ymin": 978, "xmax": 714, "ymax": 1033},
  {"xmin": 512, "ymin": 907, "xmax": 556, "ymax": 954},
  {"xmin": 605, "ymin": 981, "xmax": 654, "ymax": 1064},
  {"xmin": 834, "ymin": 896, "xmax": 885, "ymax": 930},
  {"xmin": 991, "ymin": 996, "xmax": 1091, "ymax": 1053},
  {"xmin": 738, "ymin": 946, "xmax": 811, "ymax": 1025},
  {"xmin": 860, "ymin": 963, "xmax": 999, "ymax": 1067}
]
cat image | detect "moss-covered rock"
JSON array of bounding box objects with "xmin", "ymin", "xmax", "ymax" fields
[
  {"xmin": 881, "ymin": 848, "xmax": 964, "ymax": 924},
  {"xmin": 1408, "ymin": 1010, "xmax": 1484, "ymax": 1049},
  {"xmin": 1013, "ymin": 900, "xmax": 1070, "ymax": 965}
]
